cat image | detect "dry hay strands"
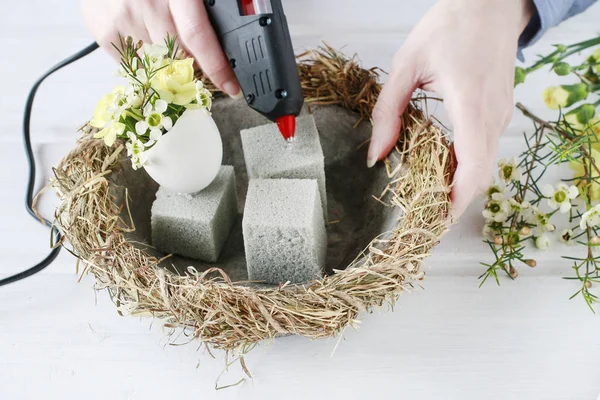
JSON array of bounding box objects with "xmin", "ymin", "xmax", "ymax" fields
[
  {"xmin": 297, "ymin": 43, "xmax": 423, "ymax": 129},
  {"xmin": 51, "ymin": 119, "xmax": 453, "ymax": 352},
  {"xmin": 297, "ymin": 43, "xmax": 382, "ymax": 122},
  {"xmin": 50, "ymin": 48, "xmax": 454, "ymax": 353}
]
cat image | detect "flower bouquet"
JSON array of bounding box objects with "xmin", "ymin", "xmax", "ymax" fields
[
  {"xmin": 89, "ymin": 35, "xmax": 221, "ymax": 193},
  {"xmin": 480, "ymin": 37, "xmax": 600, "ymax": 309}
]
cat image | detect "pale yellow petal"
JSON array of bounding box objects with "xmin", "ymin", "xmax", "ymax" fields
[{"xmin": 173, "ymin": 90, "xmax": 197, "ymax": 106}]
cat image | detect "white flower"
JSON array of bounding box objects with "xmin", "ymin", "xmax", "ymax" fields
[
  {"xmin": 124, "ymin": 84, "xmax": 142, "ymax": 107},
  {"xmin": 498, "ymin": 157, "xmax": 522, "ymax": 182},
  {"xmin": 141, "ymin": 43, "xmax": 168, "ymax": 68},
  {"xmin": 541, "ymin": 183, "xmax": 578, "ymax": 213},
  {"xmin": 535, "ymin": 235, "xmax": 551, "ymax": 250},
  {"xmin": 195, "ymin": 80, "xmax": 213, "ymax": 111},
  {"xmin": 108, "ymin": 84, "xmax": 141, "ymax": 119},
  {"xmin": 580, "ymin": 204, "xmax": 600, "ymax": 230},
  {"xmin": 560, "ymin": 229, "xmax": 574, "ymax": 245},
  {"xmin": 135, "ymin": 69, "xmax": 149, "ymax": 85},
  {"xmin": 528, "ymin": 206, "xmax": 555, "ymax": 235},
  {"xmin": 509, "ymin": 198, "xmax": 530, "ymax": 213},
  {"xmin": 126, "ymin": 132, "xmax": 148, "ymax": 170},
  {"xmin": 485, "ymin": 180, "xmax": 505, "ymax": 199},
  {"xmin": 482, "ymin": 218, "xmax": 502, "ymax": 237},
  {"xmin": 116, "ymin": 58, "xmax": 141, "ymax": 79},
  {"xmin": 135, "ymin": 99, "xmax": 173, "ymax": 140},
  {"xmin": 482, "ymin": 193, "xmax": 510, "ymax": 223}
]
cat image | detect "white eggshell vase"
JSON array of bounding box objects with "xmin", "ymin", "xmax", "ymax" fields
[{"xmin": 144, "ymin": 108, "xmax": 223, "ymax": 194}]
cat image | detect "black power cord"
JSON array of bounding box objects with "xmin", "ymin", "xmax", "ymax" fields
[{"xmin": 0, "ymin": 42, "xmax": 99, "ymax": 287}]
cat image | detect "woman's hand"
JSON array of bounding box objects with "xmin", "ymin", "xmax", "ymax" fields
[
  {"xmin": 368, "ymin": 0, "xmax": 534, "ymax": 218},
  {"xmin": 82, "ymin": 0, "xmax": 242, "ymax": 98}
]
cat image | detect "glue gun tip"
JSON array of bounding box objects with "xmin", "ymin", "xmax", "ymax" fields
[{"xmin": 276, "ymin": 114, "xmax": 297, "ymax": 142}]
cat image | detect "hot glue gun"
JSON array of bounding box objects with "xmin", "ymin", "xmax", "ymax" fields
[{"xmin": 204, "ymin": 0, "xmax": 303, "ymax": 142}]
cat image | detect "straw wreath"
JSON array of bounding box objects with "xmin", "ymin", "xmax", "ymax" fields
[{"xmin": 50, "ymin": 45, "xmax": 454, "ymax": 352}]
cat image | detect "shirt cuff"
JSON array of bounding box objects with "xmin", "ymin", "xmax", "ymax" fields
[
  {"xmin": 517, "ymin": 0, "xmax": 581, "ymax": 60},
  {"xmin": 517, "ymin": 7, "xmax": 541, "ymax": 61}
]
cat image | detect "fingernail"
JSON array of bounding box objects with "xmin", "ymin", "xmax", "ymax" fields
[
  {"xmin": 449, "ymin": 204, "xmax": 461, "ymax": 222},
  {"xmin": 367, "ymin": 155, "xmax": 378, "ymax": 168},
  {"xmin": 223, "ymin": 81, "xmax": 242, "ymax": 99},
  {"xmin": 367, "ymin": 140, "xmax": 380, "ymax": 168}
]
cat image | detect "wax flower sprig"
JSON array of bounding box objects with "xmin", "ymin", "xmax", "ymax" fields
[
  {"xmin": 89, "ymin": 34, "xmax": 213, "ymax": 169},
  {"xmin": 481, "ymin": 36, "xmax": 600, "ymax": 310}
]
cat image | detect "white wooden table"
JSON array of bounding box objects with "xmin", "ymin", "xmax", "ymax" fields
[{"xmin": 2, "ymin": 2, "xmax": 600, "ymax": 399}]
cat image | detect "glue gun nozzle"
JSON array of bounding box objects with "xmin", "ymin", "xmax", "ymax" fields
[{"xmin": 276, "ymin": 115, "xmax": 296, "ymax": 142}]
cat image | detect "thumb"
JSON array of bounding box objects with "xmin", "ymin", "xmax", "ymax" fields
[{"xmin": 368, "ymin": 57, "xmax": 419, "ymax": 167}]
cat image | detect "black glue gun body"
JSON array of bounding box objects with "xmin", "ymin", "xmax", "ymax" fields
[{"xmin": 204, "ymin": 0, "xmax": 303, "ymax": 140}]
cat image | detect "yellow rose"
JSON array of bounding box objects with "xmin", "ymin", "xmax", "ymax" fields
[
  {"xmin": 543, "ymin": 86, "xmax": 570, "ymax": 110},
  {"xmin": 93, "ymin": 122, "xmax": 125, "ymax": 147},
  {"xmin": 90, "ymin": 86, "xmax": 130, "ymax": 129},
  {"xmin": 152, "ymin": 58, "xmax": 197, "ymax": 106},
  {"xmin": 90, "ymin": 93, "xmax": 115, "ymax": 129},
  {"xmin": 543, "ymin": 84, "xmax": 589, "ymax": 110},
  {"xmin": 570, "ymin": 147, "xmax": 600, "ymax": 200}
]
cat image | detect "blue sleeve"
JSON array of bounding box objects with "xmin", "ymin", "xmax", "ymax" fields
[{"xmin": 519, "ymin": 0, "xmax": 597, "ymax": 52}]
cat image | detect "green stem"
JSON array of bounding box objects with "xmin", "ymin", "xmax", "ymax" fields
[
  {"xmin": 525, "ymin": 36, "xmax": 600, "ymax": 74},
  {"xmin": 567, "ymin": 36, "xmax": 600, "ymax": 53}
]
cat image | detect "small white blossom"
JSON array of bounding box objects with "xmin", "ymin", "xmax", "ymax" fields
[
  {"xmin": 528, "ymin": 206, "xmax": 555, "ymax": 235},
  {"xmin": 580, "ymin": 204, "xmax": 600, "ymax": 230},
  {"xmin": 116, "ymin": 59, "xmax": 139, "ymax": 78},
  {"xmin": 535, "ymin": 235, "xmax": 551, "ymax": 250},
  {"xmin": 195, "ymin": 80, "xmax": 213, "ymax": 111},
  {"xmin": 560, "ymin": 229, "xmax": 574, "ymax": 245},
  {"xmin": 482, "ymin": 218, "xmax": 502, "ymax": 237},
  {"xmin": 485, "ymin": 180, "xmax": 505, "ymax": 199},
  {"xmin": 541, "ymin": 183, "xmax": 579, "ymax": 213},
  {"xmin": 482, "ymin": 193, "xmax": 510, "ymax": 223},
  {"xmin": 135, "ymin": 68, "xmax": 149, "ymax": 85},
  {"xmin": 126, "ymin": 132, "xmax": 148, "ymax": 170},
  {"xmin": 108, "ymin": 84, "xmax": 141, "ymax": 119},
  {"xmin": 509, "ymin": 198, "xmax": 530, "ymax": 213},
  {"xmin": 141, "ymin": 43, "xmax": 168, "ymax": 68},
  {"xmin": 125, "ymin": 84, "xmax": 142, "ymax": 107},
  {"xmin": 135, "ymin": 99, "xmax": 173, "ymax": 140},
  {"xmin": 498, "ymin": 157, "xmax": 522, "ymax": 182}
]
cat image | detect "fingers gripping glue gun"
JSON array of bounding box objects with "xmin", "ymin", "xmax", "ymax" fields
[{"xmin": 204, "ymin": 0, "xmax": 303, "ymax": 142}]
